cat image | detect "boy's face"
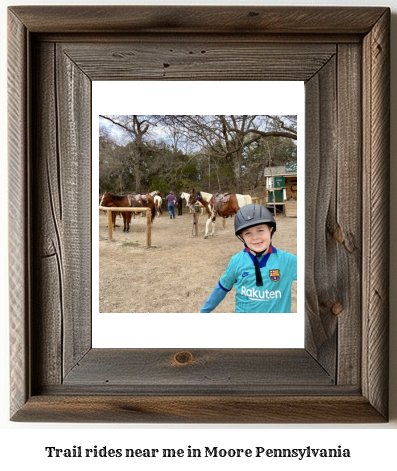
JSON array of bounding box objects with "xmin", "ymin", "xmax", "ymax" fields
[{"xmin": 240, "ymin": 224, "xmax": 273, "ymax": 254}]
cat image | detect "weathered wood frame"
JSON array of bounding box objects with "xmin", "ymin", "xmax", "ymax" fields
[{"xmin": 8, "ymin": 6, "xmax": 390, "ymax": 423}]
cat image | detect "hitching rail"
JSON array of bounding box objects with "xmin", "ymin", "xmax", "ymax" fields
[{"xmin": 99, "ymin": 206, "xmax": 151, "ymax": 247}]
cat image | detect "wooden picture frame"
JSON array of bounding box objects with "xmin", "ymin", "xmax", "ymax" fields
[{"xmin": 8, "ymin": 6, "xmax": 390, "ymax": 423}]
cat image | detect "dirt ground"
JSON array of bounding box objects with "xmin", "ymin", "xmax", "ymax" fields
[{"xmin": 99, "ymin": 206, "xmax": 297, "ymax": 313}]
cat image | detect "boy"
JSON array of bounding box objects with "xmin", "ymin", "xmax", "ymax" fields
[{"xmin": 200, "ymin": 203, "xmax": 297, "ymax": 313}]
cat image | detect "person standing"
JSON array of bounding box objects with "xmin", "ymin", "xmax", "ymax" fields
[{"xmin": 165, "ymin": 191, "xmax": 177, "ymax": 219}]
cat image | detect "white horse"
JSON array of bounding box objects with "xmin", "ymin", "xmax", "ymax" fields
[
  {"xmin": 153, "ymin": 195, "xmax": 162, "ymax": 216},
  {"xmin": 236, "ymin": 194, "xmax": 252, "ymax": 208},
  {"xmin": 181, "ymin": 192, "xmax": 192, "ymax": 210}
]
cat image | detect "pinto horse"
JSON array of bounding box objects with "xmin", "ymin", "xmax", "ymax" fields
[
  {"xmin": 149, "ymin": 190, "xmax": 163, "ymax": 217},
  {"xmin": 189, "ymin": 189, "xmax": 240, "ymax": 238},
  {"xmin": 181, "ymin": 191, "xmax": 205, "ymax": 214},
  {"xmin": 100, "ymin": 191, "xmax": 132, "ymax": 232}
]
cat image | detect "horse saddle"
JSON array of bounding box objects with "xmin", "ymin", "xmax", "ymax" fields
[
  {"xmin": 127, "ymin": 194, "xmax": 138, "ymax": 206},
  {"xmin": 213, "ymin": 192, "xmax": 232, "ymax": 212},
  {"xmin": 140, "ymin": 194, "xmax": 149, "ymax": 204},
  {"xmin": 129, "ymin": 194, "xmax": 149, "ymax": 206}
]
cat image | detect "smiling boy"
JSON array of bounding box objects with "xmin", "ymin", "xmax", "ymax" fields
[{"xmin": 200, "ymin": 203, "xmax": 297, "ymax": 313}]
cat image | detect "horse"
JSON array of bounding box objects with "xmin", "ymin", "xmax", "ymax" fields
[
  {"xmin": 189, "ymin": 189, "xmax": 240, "ymax": 238},
  {"xmin": 181, "ymin": 192, "xmax": 193, "ymax": 211},
  {"xmin": 100, "ymin": 191, "xmax": 132, "ymax": 232},
  {"xmin": 176, "ymin": 194, "xmax": 183, "ymax": 216},
  {"xmin": 127, "ymin": 193, "xmax": 157, "ymax": 223},
  {"xmin": 99, "ymin": 193, "xmax": 110, "ymax": 218},
  {"xmin": 181, "ymin": 191, "xmax": 205, "ymax": 214},
  {"xmin": 236, "ymin": 194, "xmax": 252, "ymax": 207},
  {"xmin": 149, "ymin": 190, "xmax": 163, "ymax": 217}
]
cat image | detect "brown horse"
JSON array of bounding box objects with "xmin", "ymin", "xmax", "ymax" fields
[
  {"xmin": 189, "ymin": 189, "xmax": 240, "ymax": 238},
  {"xmin": 100, "ymin": 191, "xmax": 132, "ymax": 232},
  {"xmin": 127, "ymin": 193, "xmax": 157, "ymax": 223}
]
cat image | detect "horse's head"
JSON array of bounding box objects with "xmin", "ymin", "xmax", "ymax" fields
[
  {"xmin": 189, "ymin": 189, "xmax": 201, "ymax": 205},
  {"xmin": 100, "ymin": 191, "xmax": 113, "ymax": 207}
]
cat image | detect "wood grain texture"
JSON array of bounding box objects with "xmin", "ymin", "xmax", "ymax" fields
[
  {"xmin": 32, "ymin": 42, "xmax": 63, "ymax": 388},
  {"xmin": 63, "ymin": 349, "xmax": 333, "ymax": 391},
  {"xmin": 8, "ymin": 6, "xmax": 390, "ymax": 423},
  {"xmin": 335, "ymin": 44, "xmax": 363, "ymax": 386},
  {"xmin": 56, "ymin": 44, "xmax": 92, "ymax": 376},
  {"xmin": 304, "ymin": 56, "xmax": 338, "ymax": 378},
  {"xmin": 8, "ymin": 10, "xmax": 30, "ymax": 419},
  {"xmin": 11, "ymin": 396, "xmax": 385, "ymax": 424},
  {"xmin": 31, "ymin": 41, "xmax": 92, "ymax": 388},
  {"xmin": 60, "ymin": 42, "xmax": 335, "ymax": 82},
  {"xmin": 362, "ymin": 9, "xmax": 390, "ymax": 419},
  {"xmin": 9, "ymin": 6, "xmax": 387, "ymax": 34},
  {"xmin": 304, "ymin": 43, "xmax": 364, "ymax": 385}
]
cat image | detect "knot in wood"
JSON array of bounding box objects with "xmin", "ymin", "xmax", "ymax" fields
[
  {"xmin": 174, "ymin": 351, "xmax": 194, "ymax": 365},
  {"xmin": 331, "ymin": 302, "xmax": 344, "ymax": 316},
  {"xmin": 333, "ymin": 225, "xmax": 344, "ymax": 244}
]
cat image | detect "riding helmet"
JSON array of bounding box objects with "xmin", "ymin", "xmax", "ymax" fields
[{"xmin": 234, "ymin": 203, "xmax": 276, "ymax": 237}]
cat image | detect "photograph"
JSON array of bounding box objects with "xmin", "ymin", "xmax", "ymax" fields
[{"xmin": 97, "ymin": 113, "xmax": 299, "ymax": 315}]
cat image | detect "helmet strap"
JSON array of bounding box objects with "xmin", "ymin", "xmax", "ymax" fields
[
  {"xmin": 239, "ymin": 238, "xmax": 269, "ymax": 287},
  {"xmin": 253, "ymin": 256, "xmax": 264, "ymax": 287}
]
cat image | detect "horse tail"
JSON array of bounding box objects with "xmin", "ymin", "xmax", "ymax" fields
[{"xmin": 151, "ymin": 203, "xmax": 156, "ymax": 222}]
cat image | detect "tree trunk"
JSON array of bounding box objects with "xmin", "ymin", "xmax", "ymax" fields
[
  {"xmin": 134, "ymin": 158, "xmax": 141, "ymax": 193},
  {"xmin": 232, "ymin": 150, "xmax": 243, "ymax": 194}
]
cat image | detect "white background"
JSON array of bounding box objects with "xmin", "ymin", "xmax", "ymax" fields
[{"xmin": 1, "ymin": 0, "xmax": 396, "ymax": 469}]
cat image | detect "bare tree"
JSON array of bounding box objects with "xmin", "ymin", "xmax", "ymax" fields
[
  {"xmin": 99, "ymin": 115, "xmax": 158, "ymax": 193},
  {"xmin": 162, "ymin": 115, "xmax": 297, "ymax": 193}
]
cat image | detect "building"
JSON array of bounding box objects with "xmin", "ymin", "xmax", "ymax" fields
[{"xmin": 264, "ymin": 163, "xmax": 297, "ymax": 217}]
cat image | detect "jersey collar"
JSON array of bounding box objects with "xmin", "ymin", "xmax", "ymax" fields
[{"xmin": 244, "ymin": 245, "xmax": 277, "ymax": 268}]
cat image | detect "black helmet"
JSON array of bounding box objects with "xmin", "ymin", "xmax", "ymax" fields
[{"xmin": 234, "ymin": 203, "xmax": 276, "ymax": 237}]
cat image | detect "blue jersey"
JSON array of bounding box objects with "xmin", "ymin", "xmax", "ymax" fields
[{"xmin": 200, "ymin": 246, "xmax": 297, "ymax": 313}]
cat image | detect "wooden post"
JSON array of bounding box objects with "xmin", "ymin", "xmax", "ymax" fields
[
  {"xmin": 192, "ymin": 211, "xmax": 199, "ymax": 236},
  {"xmin": 146, "ymin": 208, "xmax": 151, "ymax": 247},
  {"xmin": 99, "ymin": 206, "xmax": 152, "ymax": 247},
  {"xmin": 107, "ymin": 209, "xmax": 113, "ymax": 240}
]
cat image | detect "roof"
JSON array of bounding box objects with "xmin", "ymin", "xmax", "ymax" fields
[{"xmin": 264, "ymin": 165, "xmax": 297, "ymax": 177}]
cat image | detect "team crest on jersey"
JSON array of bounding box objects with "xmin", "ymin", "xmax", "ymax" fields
[{"xmin": 269, "ymin": 269, "xmax": 280, "ymax": 281}]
